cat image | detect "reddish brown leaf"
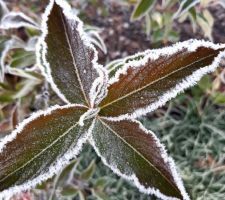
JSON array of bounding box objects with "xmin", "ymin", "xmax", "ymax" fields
[
  {"xmin": 100, "ymin": 42, "xmax": 225, "ymax": 119},
  {"xmin": 91, "ymin": 118, "xmax": 188, "ymax": 199}
]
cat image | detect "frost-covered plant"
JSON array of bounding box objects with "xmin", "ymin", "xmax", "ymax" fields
[
  {"xmin": 0, "ymin": 0, "xmax": 225, "ymax": 200},
  {"xmin": 0, "ymin": 0, "xmax": 105, "ymax": 83},
  {"xmin": 0, "ymin": 0, "xmax": 106, "ymax": 132}
]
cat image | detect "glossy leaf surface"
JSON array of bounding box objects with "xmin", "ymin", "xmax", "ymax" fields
[
  {"xmin": 43, "ymin": 2, "xmax": 99, "ymax": 105},
  {"xmin": 0, "ymin": 105, "xmax": 92, "ymax": 192},
  {"xmin": 91, "ymin": 118, "xmax": 186, "ymax": 199},
  {"xmin": 100, "ymin": 42, "xmax": 225, "ymax": 118}
]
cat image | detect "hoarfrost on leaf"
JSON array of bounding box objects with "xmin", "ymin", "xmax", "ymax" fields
[
  {"xmin": 36, "ymin": 0, "xmax": 108, "ymax": 106},
  {"xmin": 1, "ymin": 0, "xmax": 225, "ymax": 199},
  {"xmin": 0, "ymin": 12, "xmax": 39, "ymax": 30},
  {"xmin": 99, "ymin": 40, "xmax": 225, "ymax": 120}
]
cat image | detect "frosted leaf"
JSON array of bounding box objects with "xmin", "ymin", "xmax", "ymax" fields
[
  {"xmin": 0, "ymin": 12, "xmax": 39, "ymax": 30},
  {"xmin": 0, "ymin": 37, "xmax": 26, "ymax": 82},
  {"xmin": 99, "ymin": 39, "xmax": 225, "ymax": 120},
  {"xmin": 36, "ymin": 0, "xmax": 108, "ymax": 106},
  {"xmin": 90, "ymin": 118, "xmax": 189, "ymax": 200},
  {"xmin": 0, "ymin": 104, "xmax": 94, "ymax": 199}
]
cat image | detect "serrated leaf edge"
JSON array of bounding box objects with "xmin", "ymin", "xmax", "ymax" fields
[
  {"xmin": 36, "ymin": 0, "xmax": 108, "ymax": 106},
  {"xmin": 89, "ymin": 119, "xmax": 190, "ymax": 200},
  {"xmin": 105, "ymin": 40, "xmax": 225, "ymax": 121},
  {"xmin": 0, "ymin": 109, "xmax": 96, "ymax": 200}
]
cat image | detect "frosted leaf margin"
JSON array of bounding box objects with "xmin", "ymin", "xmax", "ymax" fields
[
  {"xmin": 36, "ymin": 0, "xmax": 108, "ymax": 106},
  {"xmin": 106, "ymin": 40, "xmax": 225, "ymax": 121},
  {"xmin": 0, "ymin": 105, "xmax": 95, "ymax": 200},
  {"xmin": 89, "ymin": 118, "xmax": 190, "ymax": 200}
]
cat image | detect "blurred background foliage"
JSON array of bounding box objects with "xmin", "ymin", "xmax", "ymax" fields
[{"xmin": 0, "ymin": 0, "xmax": 225, "ymax": 199}]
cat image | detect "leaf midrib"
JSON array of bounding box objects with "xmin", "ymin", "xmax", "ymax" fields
[
  {"xmin": 98, "ymin": 118, "xmax": 181, "ymax": 196},
  {"xmin": 59, "ymin": 10, "xmax": 90, "ymax": 106},
  {"xmin": 100, "ymin": 52, "xmax": 218, "ymax": 109},
  {"xmin": 0, "ymin": 122, "xmax": 79, "ymax": 184}
]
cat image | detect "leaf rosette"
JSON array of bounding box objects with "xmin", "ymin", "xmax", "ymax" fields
[{"xmin": 0, "ymin": 0, "xmax": 225, "ymax": 199}]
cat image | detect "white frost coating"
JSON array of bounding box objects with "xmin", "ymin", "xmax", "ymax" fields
[
  {"xmin": 25, "ymin": 36, "xmax": 39, "ymax": 51},
  {"xmin": 36, "ymin": 0, "xmax": 70, "ymax": 104},
  {"xmin": 0, "ymin": 0, "xmax": 9, "ymax": 16},
  {"xmin": 173, "ymin": 0, "xmax": 200, "ymax": 19},
  {"xmin": 0, "ymin": 107, "xmax": 95, "ymax": 200},
  {"xmin": 90, "ymin": 66, "xmax": 108, "ymax": 107},
  {"xmin": 105, "ymin": 58, "xmax": 123, "ymax": 69},
  {"xmin": 0, "ymin": 38, "xmax": 24, "ymax": 82},
  {"xmin": 87, "ymin": 31, "xmax": 107, "ymax": 54},
  {"xmin": 0, "ymin": 104, "xmax": 86, "ymax": 153},
  {"xmin": 36, "ymin": 0, "xmax": 108, "ymax": 106},
  {"xmin": 110, "ymin": 39, "xmax": 225, "ymax": 85},
  {"xmin": 89, "ymin": 119, "xmax": 190, "ymax": 200},
  {"xmin": 78, "ymin": 108, "xmax": 99, "ymax": 126},
  {"xmin": 0, "ymin": 12, "xmax": 39, "ymax": 30},
  {"xmin": 106, "ymin": 40, "xmax": 225, "ymax": 121}
]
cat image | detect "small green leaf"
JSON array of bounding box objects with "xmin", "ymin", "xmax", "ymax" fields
[
  {"xmin": 212, "ymin": 92, "xmax": 225, "ymax": 104},
  {"xmin": 49, "ymin": 159, "xmax": 78, "ymax": 200},
  {"xmin": 10, "ymin": 49, "xmax": 36, "ymax": 69},
  {"xmin": 61, "ymin": 184, "xmax": 78, "ymax": 197},
  {"xmin": 173, "ymin": 0, "xmax": 199, "ymax": 19},
  {"xmin": 95, "ymin": 177, "xmax": 109, "ymax": 188},
  {"xmin": 198, "ymin": 75, "xmax": 211, "ymax": 91},
  {"xmin": 131, "ymin": 0, "xmax": 156, "ymax": 20},
  {"xmin": 92, "ymin": 189, "xmax": 111, "ymax": 200},
  {"xmin": 80, "ymin": 159, "xmax": 96, "ymax": 180}
]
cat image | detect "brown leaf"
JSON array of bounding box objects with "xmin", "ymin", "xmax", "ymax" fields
[
  {"xmin": 91, "ymin": 118, "xmax": 187, "ymax": 199},
  {"xmin": 42, "ymin": 2, "xmax": 99, "ymax": 106},
  {"xmin": 0, "ymin": 105, "xmax": 92, "ymax": 192},
  {"xmin": 100, "ymin": 41, "xmax": 225, "ymax": 118}
]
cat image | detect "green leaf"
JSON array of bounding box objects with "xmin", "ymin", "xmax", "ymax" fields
[
  {"xmin": 91, "ymin": 118, "xmax": 186, "ymax": 199},
  {"xmin": 61, "ymin": 184, "xmax": 78, "ymax": 197},
  {"xmin": 99, "ymin": 40, "xmax": 225, "ymax": 119},
  {"xmin": 0, "ymin": 105, "xmax": 93, "ymax": 193},
  {"xmin": 212, "ymin": 92, "xmax": 225, "ymax": 104},
  {"xmin": 0, "ymin": 36, "xmax": 9, "ymax": 81},
  {"xmin": 80, "ymin": 159, "xmax": 96, "ymax": 180},
  {"xmin": 198, "ymin": 75, "xmax": 211, "ymax": 91},
  {"xmin": 10, "ymin": 49, "xmax": 36, "ymax": 69},
  {"xmin": 173, "ymin": 0, "xmax": 200, "ymax": 19},
  {"xmin": 49, "ymin": 159, "xmax": 78, "ymax": 200},
  {"xmin": 0, "ymin": 11, "xmax": 39, "ymax": 30},
  {"xmin": 41, "ymin": 2, "xmax": 101, "ymax": 106},
  {"xmin": 131, "ymin": 0, "xmax": 156, "ymax": 20},
  {"xmin": 94, "ymin": 177, "xmax": 109, "ymax": 189},
  {"xmin": 92, "ymin": 189, "xmax": 111, "ymax": 200}
]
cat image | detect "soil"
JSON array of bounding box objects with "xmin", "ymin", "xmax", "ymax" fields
[
  {"xmin": 5, "ymin": 0, "xmax": 225, "ymax": 65},
  {"xmin": 78, "ymin": 1, "xmax": 225, "ymax": 65}
]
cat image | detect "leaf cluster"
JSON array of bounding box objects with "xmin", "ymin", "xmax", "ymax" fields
[{"xmin": 0, "ymin": 1, "xmax": 225, "ymax": 200}]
